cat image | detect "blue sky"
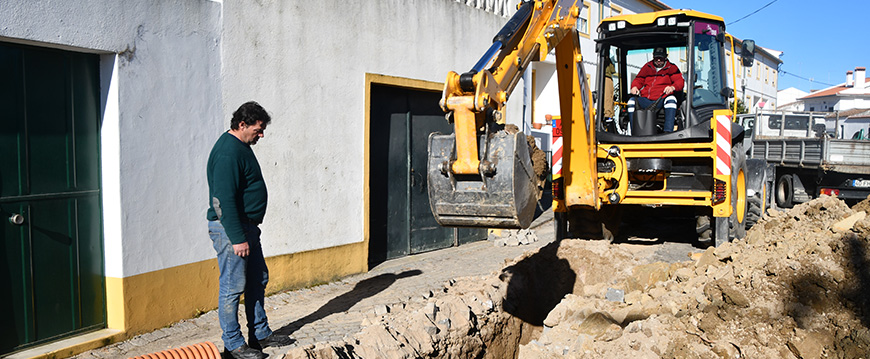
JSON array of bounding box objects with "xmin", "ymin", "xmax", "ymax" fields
[{"xmin": 662, "ymin": 0, "xmax": 868, "ymax": 93}]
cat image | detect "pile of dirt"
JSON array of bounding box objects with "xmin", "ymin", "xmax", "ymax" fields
[
  {"xmin": 283, "ymin": 196, "xmax": 870, "ymax": 359},
  {"xmin": 522, "ymin": 195, "xmax": 870, "ymax": 358}
]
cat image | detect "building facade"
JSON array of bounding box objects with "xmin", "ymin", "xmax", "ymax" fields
[
  {"xmin": 802, "ymin": 67, "xmax": 870, "ymax": 112},
  {"xmin": 725, "ymin": 41, "xmax": 783, "ymax": 113}
]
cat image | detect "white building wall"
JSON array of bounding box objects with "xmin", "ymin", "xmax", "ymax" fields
[
  {"xmin": 221, "ymin": 1, "xmax": 513, "ymax": 256},
  {"xmin": 1, "ymin": 0, "xmax": 518, "ymax": 278},
  {"xmin": 0, "ymin": 1, "xmax": 223, "ymax": 278}
]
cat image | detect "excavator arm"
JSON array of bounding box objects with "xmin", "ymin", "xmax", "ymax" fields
[{"xmin": 429, "ymin": 0, "xmax": 598, "ymax": 228}]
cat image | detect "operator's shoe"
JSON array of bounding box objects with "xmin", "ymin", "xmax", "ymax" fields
[
  {"xmin": 226, "ymin": 344, "xmax": 265, "ymax": 359},
  {"xmin": 251, "ymin": 333, "xmax": 294, "ymax": 349}
]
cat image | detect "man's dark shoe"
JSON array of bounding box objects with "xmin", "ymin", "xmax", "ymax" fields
[
  {"xmin": 226, "ymin": 344, "xmax": 265, "ymax": 359},
  {"xmin": 252, "ymin": 333, "xmax": 294, "ymax": 349}
]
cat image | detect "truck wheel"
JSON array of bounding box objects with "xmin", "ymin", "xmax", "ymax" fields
[{"xmin": 775, "ymin": 174, "xmax": 794, "ymax": 208}]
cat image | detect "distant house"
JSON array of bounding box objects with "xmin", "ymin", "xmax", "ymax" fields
[
  {"xmin": 801, "ymin": 67, "xmax": 870, "ymax": 112},
  {"xmin": 776, "ymin": 87, "xmax": 808, "ymax": 111},
  {"xmin": 826, "ymin": 108, "xmax": 870, "ymax": 139}
]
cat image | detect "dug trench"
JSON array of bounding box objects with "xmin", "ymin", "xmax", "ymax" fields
[{"xmin": 284, "ymin": 195, "xmax": 870, "ymax": 358}]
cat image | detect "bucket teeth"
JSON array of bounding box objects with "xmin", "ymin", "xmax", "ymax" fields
[{"xmin": 427, "ymin": 131, "xmax": 537, "ymax": 229}]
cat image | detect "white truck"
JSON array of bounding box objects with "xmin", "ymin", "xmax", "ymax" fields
[{"xmin": 738, "ymin": 111, "xmax": 870, "ymax": 212}]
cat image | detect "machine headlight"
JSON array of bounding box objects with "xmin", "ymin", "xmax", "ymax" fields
[
  {"xmin": 657, "ymin": 18, "xmax": 666, "ymax": 26},
  {"xmin": 608, "ymin": 23, "xmax": 616, "ymax": 31},
  {"xmin": 668, "ymin": 17, "xmax": 677, "ymax": 26},
  {"xmin": 617, "ymin": 21, "xmax": 626, "ymax": 29}
]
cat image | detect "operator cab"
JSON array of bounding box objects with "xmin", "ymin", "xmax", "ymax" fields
[{"xmin": 595, "ymin": 10, "xmax": 736, "ymax": 143}]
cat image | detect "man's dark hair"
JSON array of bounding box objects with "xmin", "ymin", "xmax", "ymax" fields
[{"xmin": 230, "ymin": 101, "xmax": 271, "ymax": 130}]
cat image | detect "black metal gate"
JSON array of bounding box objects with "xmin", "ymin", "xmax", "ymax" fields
[{"xmin": 369, "ymin": 84, "xmax": 485, "ymax": 266}]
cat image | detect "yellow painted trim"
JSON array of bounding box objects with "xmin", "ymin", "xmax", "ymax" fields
[
  {"xmin": 17, "ymin": 240, "xmax": 368, "ymax": 358},
  {"xmin": 105, "ymin": 276, "xmax": 125, "ymax": 330},
  {"xmin": 602, "ymin": 9, "xmax": 724, "ymax": 25},
  {"xmin": 122, "ymin": 243, "xmax": 367, "ymax": 336},
  {"xmin": 579, "ymin": 1, "xmax": 591, "ymax": 37},
  {"xmin": 365, "ymin": 73, "xmax": 442, "ymax": 92},
  {"xmin": 610, "ymin": 4, "xmax": 623, "ymax": 14}
]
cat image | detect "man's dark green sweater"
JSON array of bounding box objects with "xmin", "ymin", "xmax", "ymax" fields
[{"xmin": 207, "ymin": 132, "xmax": 268, "ymax": 244}]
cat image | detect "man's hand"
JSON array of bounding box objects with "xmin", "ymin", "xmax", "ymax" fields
[
  {"xmin": 630, "ymin": 86, "xmax": 639, "ymax": 96},
  {"xmin": 663, "ymin": 85, "xmax": 675, "ymax": 95},
  {"xmin": 233, "ymin": 242, "xmax": 250, "ymax": 257}
]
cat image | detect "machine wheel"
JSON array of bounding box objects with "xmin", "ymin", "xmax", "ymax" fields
[
  {"xmin": 775, "ymin": 174, "xmax": 794, "ymax": 208},
  {"xmin": 745, "ymin": 168, "xmax": 768, "ymax": 230},
  {"xmin": 714, "ymin": 143, "xmax": 748, "ymax": 247},
  {"xmin": 746, "ymin": 194, "xmax": 764, "ymax": 229}
]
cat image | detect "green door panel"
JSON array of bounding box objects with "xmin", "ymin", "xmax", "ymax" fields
[
  {"xmin": 385, "ymin": 112, "xmax": 410, "ymax": 259},
  {"xmin": 0, "ymin": 45, "xmax": 25, "ymax": 198},
  {"xmin": 0, "ymin": 41, "xmax": 105, "ymax": 354},
  {"xmin": 24, "ymin": 50, "xmax": 73, "ymax": 195},
  {"xmin": 0, "ymin": 202, "xmax": 28, "ymax": 351},
  {"xmin": 408, "ymin": 114, "xmax": 453, "ymax": 254}
]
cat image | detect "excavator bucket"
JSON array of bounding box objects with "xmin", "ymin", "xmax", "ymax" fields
[{"xmin": 427, "ymin": 130, "xmax": 538, "ymax": 228}]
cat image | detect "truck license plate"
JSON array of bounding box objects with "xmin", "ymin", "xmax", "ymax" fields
[{"xmin": 852, "ymin": 179, "xmax": 870, "ymax": 188}]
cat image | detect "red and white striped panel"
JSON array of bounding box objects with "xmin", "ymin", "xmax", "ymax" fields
[
  {"xmin": 552, "ymin": 136, "xmax": 563, "ymax": 175},
  {"xmin": 715, "ymin": 114, "xmax": 732, "ymax": 176}
]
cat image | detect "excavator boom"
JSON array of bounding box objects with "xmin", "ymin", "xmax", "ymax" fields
[{"xmin": 428, "ymin": 0, "xmax": 594, "ymax": 228}]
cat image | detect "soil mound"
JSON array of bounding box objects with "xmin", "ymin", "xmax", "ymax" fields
[{"xmin": 523, "ymin": 195, "xmax": 870, "ymax": 358}]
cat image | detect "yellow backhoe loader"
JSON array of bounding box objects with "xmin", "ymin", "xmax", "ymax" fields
[{"xmin": 428, "ymin": 0, "xmax": 757, "ymax": 246}]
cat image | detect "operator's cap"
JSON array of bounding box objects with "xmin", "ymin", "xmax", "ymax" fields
[{"xmin": 653, "ymin": 47, "xmax": 667, "ymax": 59}]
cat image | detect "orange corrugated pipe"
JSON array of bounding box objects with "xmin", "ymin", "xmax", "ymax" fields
[{"xmin": 128, "ymin": 341, "xmax": 221, "ymax": 359}]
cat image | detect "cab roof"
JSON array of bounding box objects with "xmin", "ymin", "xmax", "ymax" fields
[{"xmin": 601, "ymin": 9, "xmax": 724, "ymax": 25}]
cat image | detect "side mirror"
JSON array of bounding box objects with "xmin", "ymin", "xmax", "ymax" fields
[
  {"xmin": 592, "ymin": 90, "xmax": 599, "ymax": 103},
  {"xmin": 721, "ymin": 87, "xmax": 734, "ymax": 98},
  {"xmin": 741, "ymin": 39, "xmax": 756, "ymax": 67}
]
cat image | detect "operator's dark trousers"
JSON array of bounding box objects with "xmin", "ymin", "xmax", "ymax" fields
[{"xmin": 627, "ymin": 95, "xmax": 678, "ymax": 133}]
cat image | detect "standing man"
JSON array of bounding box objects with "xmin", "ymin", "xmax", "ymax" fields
[
  {"xmin": 207, "ymin": 101, "xmax": 292, "ymax": 359},
  {"xmin": 628, "ymin": 47, "xmax": 684, "ymax": 133}
]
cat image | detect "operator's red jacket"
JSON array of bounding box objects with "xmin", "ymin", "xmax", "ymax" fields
[{"xmin": 631, "ymin": 60, "xmax": 685, "ymax": 100}]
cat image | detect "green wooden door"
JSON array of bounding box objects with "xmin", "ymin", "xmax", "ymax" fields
[{"xmin": 0, "ymin": 42, "xmax": 105, "ymax": 354}]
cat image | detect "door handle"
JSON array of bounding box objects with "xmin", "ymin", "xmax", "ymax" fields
[{"xmin": 8, "ymin": 213, "xmax": 24, "ymax": 225}]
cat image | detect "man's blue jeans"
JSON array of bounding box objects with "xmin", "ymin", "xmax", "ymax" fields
[{"xmin": 208, "ymin": 220, "xmax": 272, "ymax": 351}]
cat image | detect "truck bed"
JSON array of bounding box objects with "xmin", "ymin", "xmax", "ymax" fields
[{"xmin": 751, "ymin": 136, "xmax": 870, "ymax": 174}]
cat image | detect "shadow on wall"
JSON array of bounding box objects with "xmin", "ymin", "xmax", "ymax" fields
[
  {"xmin": 500, "ymin": 240, "xmax": 575, "ymax": 326},
  {"xmin": 274, "ymin": 270, "xmax": 422, "ymax": 336}
]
